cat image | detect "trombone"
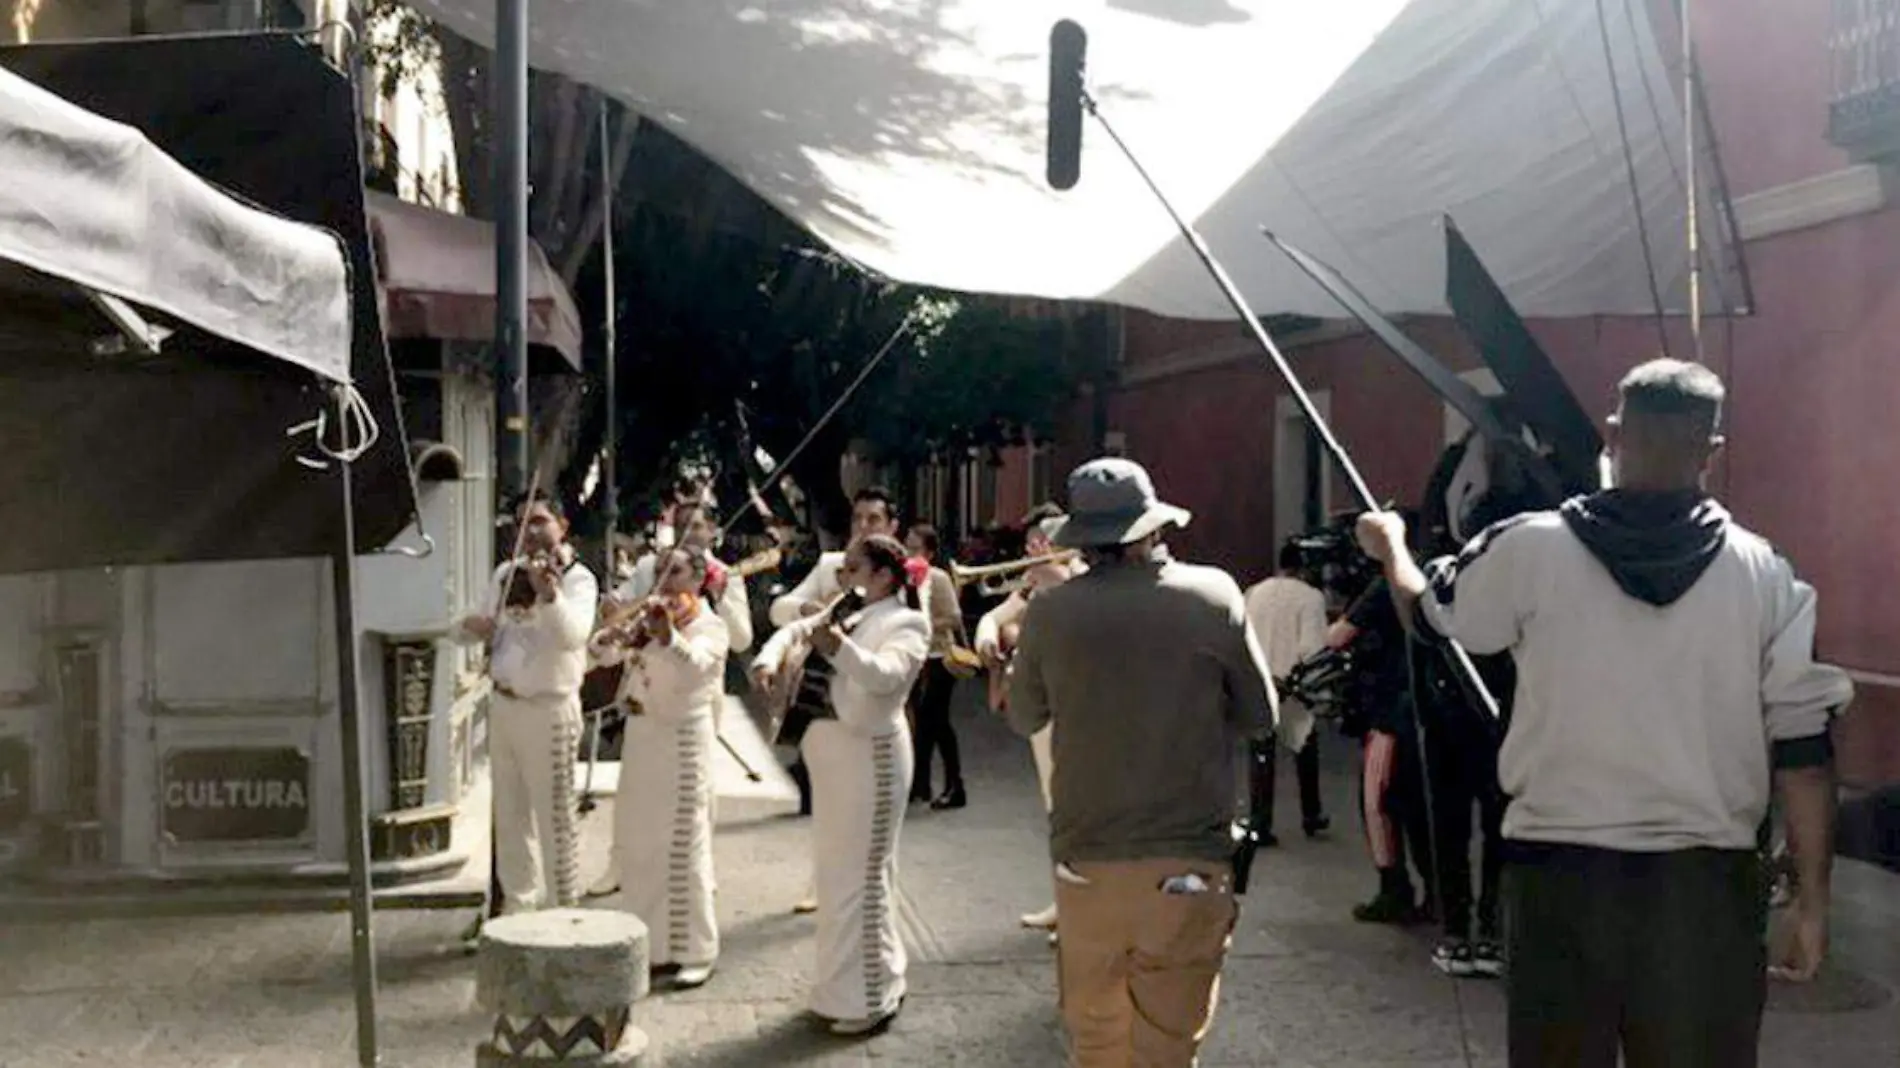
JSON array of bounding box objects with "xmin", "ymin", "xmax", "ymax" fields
[{"xmin": 950, "ymin": 550, "xmax": 1080, "ymax": 598}]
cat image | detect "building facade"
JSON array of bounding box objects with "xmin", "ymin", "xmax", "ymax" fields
[{"xmin": 0, "ymin": 3, "xmax": 536, "ymax": 892}]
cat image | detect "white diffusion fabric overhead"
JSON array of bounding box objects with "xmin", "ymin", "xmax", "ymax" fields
[{"xmin": 406, "ymin": 0, "xmax": 1732, "ymax": 321}]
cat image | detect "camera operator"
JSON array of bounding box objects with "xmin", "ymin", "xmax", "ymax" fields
[{"xmin": 1413, "ymin": 434, "xmax": 1552, "ymax": 979}]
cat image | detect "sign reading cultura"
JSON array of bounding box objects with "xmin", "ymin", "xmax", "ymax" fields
[{"xmin": 162, "ymin": 747, "xmax": 311, "ymax": 842}]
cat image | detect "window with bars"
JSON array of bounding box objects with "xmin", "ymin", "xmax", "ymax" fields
[{"xmin": 1830, "ymin": 0, "xmax": 1900, "ymax": 159}]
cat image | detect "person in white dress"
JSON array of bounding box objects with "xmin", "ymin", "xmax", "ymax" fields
[
  {"xmin": 768, "ymin": 486, "xmax": 921, "ymax": 900},
  {"xmin": 588, "ymin": 544, "xmax": 730, "ymax": 990},
  {"xmin": 586, "ymin": 504, "xmax": 753, "ymax": 898},
  {"xmin": 753, "ymin": 533, "xmax": 929, "ymax": 1037}
]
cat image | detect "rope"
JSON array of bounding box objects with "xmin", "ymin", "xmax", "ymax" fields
[{"xmin": 286, "ymin": 382, "xmax": 382, "ymax": 470}]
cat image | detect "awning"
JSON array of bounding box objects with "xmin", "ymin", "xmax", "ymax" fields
[
  {"xmin": 367, "ymin": 190, "xmax": 584, "ymax": 370},
  {"xmin": 403, "ymin": 0, "xmax": 1737, "ymax": 321},
  {"xmin": 0, "ymin": 66, "xmax": 350, "ymax": 382},
  {"xmin": 0, "ymin": 35, "xmax": 419, "ymax": 572}
]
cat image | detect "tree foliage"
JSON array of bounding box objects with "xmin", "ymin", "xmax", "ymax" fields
[{"xmin": 360, "ymin": 1, "xmax": 1094, "ymax": 541}]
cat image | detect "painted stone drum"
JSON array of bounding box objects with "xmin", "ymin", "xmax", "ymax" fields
[{"xmin": 475, "ymin": 909, "xmax": 651, "ymax": 1066}]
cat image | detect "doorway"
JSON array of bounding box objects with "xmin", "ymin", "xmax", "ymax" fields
[{"xmin": 1273, "ymin": 390, "xmax": 1333, "ymax": 554}]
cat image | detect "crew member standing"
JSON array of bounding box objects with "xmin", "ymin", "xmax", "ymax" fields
[
  {"xmin": 459, "ymin": 492, "xmax": 598, "ymax": 914},
  {"xmin": 1357, "ymin": 358, "xmax": 1851, "ymax": 1067},
  {"xmin": 1009, "ymin": 458, "xmax": 1275, "ymax": 1067},
  {"xmin": 754, "ymin": 534, "xmax": 930, "ymax": 1037},
  {"xmin": 1243, "ymin": 540, "xmax": 1332, "ymax": 843},
  {"xmin": 589, "ymin": 544, "xmax": 730, "ymax": 990}
]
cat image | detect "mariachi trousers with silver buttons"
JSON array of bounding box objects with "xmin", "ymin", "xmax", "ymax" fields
[
  {"xmin": 490, "ymin": 690, "xmax": 583, "ymax": 912},
  {"xmin": 618, "ymin": 704, "xmax": 719, "ymax": 968},
  {"xmin": 802, "ymin": 717, "xmax": 914, "ymax": 1020}
]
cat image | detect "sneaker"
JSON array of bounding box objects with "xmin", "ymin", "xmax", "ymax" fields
[
  {"xmin": 1470, "ymin": 939, "xmax": 1505, "ymax": 978},
  {"xmin": 1303, "ymin": 814, "xmax": 1332, "ymax": 839},
  {"xmin": 792, "ymin": 896, "xmax": 818, "ymax": 915},
  {"xmin": 1020, "ymin": 903, "xmax": 1058, "ymax": 929},
  {"xmin": 585, "ymin": 870, "xmax": 621, "ymax": 898},
  {"xmin": 671, "ymin": 963, "xmax": 715, "ymax": 990},
  {"xmin": 1432, "ymin": 939, "xmax": 1479, "ymax": 977}
]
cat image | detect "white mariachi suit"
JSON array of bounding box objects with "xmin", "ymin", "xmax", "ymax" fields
[
  {"xmin": 473, "ymin": 553, "xmax": 598, "ymax": 912},
  {"xmin": 594, "ymin": 563, "xmax": 753, "ymax": 884},
  {"xmin": 757, "ymin": 596, "xmax": 928, "ymax": 1021},
  {"xmin": 589, "ymin": 607, "xmax": 730, "ymax": 969}
]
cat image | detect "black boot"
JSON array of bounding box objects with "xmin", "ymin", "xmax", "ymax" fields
[
  {"xmin": 1353, "ymin": 866, "xmax": 1422, "ymax": 925},
  {"xmin": 790, "ymin": 758, "xmax": 813, "ymax": 817}
]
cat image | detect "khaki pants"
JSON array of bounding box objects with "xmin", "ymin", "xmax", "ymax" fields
[{"xmin": 1054, "ymin": 858, "xmax": 1238, "ymax": 1068}]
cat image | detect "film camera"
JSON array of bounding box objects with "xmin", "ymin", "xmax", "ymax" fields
[{"xmin": 1285, "ymin": 513, "xmax": 1383, "ymax": 606}]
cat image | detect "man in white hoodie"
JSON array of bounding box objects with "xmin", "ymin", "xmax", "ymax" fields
[{"xmin": 1357, "ymin": 358, "xmax": 1850, "ymax": 1068}]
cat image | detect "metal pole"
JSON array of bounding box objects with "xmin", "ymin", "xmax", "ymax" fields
[
  {"xmin": 600, "ymin": 100, "xmax": 620, "ymax": 572},
  {"xmin": 1681, "ymin": 0, "xmax": 1703, "ymax": 361},
  {"xmin": 1082, "ymin": 93, "xmax": 1499, "ymax": 722},
  {"xmin": 716, "ymin": 315, "xmax": 916, "ymax": 539},
  {"xmin": 331, "ymin": 386, "xmax": 380, "ymax": 1067},
  {"xmin": 495, "ymin": 0, "xmax": 531, "ymax": 503}
]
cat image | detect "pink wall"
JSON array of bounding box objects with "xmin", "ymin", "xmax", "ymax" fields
[
  {"xmin": 1099, "ymin": 276, "xmax": 1900, "ymax": 784},
  {"xmin": 1687, "ymin": 0, "xmax": 1853, "ymax": 194}
]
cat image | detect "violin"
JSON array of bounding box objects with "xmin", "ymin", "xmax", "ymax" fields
[
  {"xmin": 598, "ymin": 590, "xmax": 701, "ymax": 649},
  {"xmin": 503, "ymin": 550, "xmax": 565, "ymax": 610}
]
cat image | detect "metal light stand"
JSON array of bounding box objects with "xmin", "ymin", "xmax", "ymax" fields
[{"xmin": 330, "ymin": 385, "xmax": 380, "ymax": 1067}]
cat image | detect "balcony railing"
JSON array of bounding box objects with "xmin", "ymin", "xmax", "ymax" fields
[{"xmin": 1830, "ymin": 0, "xmax": 1900, "ymax": 159}]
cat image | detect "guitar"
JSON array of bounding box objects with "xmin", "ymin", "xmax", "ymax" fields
[{"xmin": 764, "ymin": 588, "xmax": 866, "ymax": 746}]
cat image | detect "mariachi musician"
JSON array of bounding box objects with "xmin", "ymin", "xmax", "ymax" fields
[
  {"xmin": 751, "ymin": 534, "xmax": 929, "ymax": 1037},
  {"xmin": 457, "ymin": 491, "xmax": 598, "ymax": 915},
  {"xmin": 585, "ymin": 501, "xmax": 771, "ymax": 898},
  {"xmin": 768, "ymin": 486, "xmax": 919, "ymax": 819},
  {"xmin": 612, "ymin": 502, "xmax": 756, "ymax": 652},
  {"xmin": 973, "ymin": 503, "xmax": 1085, "ymax": 934},
  {"xmin": 587, "ymin": 544, "xmax": 730, "ymax": 990}
]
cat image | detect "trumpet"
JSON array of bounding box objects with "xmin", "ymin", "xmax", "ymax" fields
[{"xmin": 949, "ymin": 550, "xmax": 1080, "ymax": 598}]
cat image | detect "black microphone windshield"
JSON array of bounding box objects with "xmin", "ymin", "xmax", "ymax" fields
[{"xmin": 1046, "ymin": 19, "xmax": 1087, "ymax": 191}]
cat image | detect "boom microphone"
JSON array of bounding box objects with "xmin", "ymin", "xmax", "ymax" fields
[{"xmin": 1046, "ymin": 19, "xmax": 1087, "ymax": 190}]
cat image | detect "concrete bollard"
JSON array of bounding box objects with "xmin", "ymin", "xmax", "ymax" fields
[{"xmin": 475, "ymin": 909, "xmax": 652, "ymax": 1066}]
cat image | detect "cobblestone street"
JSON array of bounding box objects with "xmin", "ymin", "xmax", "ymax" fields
[{"xmin": 1, "ymin": 692, "xmax": 1896, "ymax": 1067}]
